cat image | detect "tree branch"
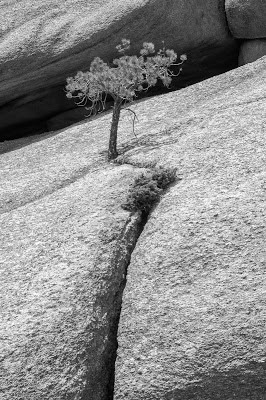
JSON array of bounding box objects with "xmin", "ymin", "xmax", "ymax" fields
[{"xmin": 124, "ymin": 107, "xmax": 139, "ymax": 142}]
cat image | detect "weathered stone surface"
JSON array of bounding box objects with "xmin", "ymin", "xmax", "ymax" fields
[
  {"xmin": 0, "ymin": 117, "xmax": 145, "ymax": 399},
  {"xmin": 1, "ymin": 52, "xmax": 265, "ymax": 400},
  {"xmin": 114, "ymin": 57, "xmax": 266, "ymax": 399},
  {"xmin": 225, "ymin": 0, "xmax": 266, "ymax": 39},
  {"xmin": 239, "ymin": 39, "xmax": 266, "ymax": 66},
  {"xmin": 0, "ymin": 0, "xmax": 238, "ymax": 140}
]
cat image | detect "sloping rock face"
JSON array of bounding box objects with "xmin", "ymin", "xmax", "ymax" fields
[
  {"xmin": 114, "ymin": 57, "xmax": 266, "ymax": 399},
  {"xmin": 0, "ymin": 0, "xmax": 238, "ymax": 140},
  {"xmin": 1, "ymin": 54, "xmax": 265, "ymax": 400},
  {"xmin": 0, "ymin": 118, "xmax": 146, "ymax": 399},
  {"xmin": 225, "ymin": 0, "xmax": 266, "ymax": 38},
  {"xmin": 239, "ymin": 39, "xmax": 266, "ymax": 66}
]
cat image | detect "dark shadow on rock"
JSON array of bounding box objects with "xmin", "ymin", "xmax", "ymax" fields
[{"xmin": 0, "ymin": 40, "xmax": 239, "ymax": 142}]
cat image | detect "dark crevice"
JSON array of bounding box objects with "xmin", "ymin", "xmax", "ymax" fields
[
  {"xmin": 77, "ymin": 210, "xmax": 147, "ymax": 400},
  {"xmin": 99, "ymin": 164, "xmax": 179, "ymax": 400},
  {"xmin": 105, "ymin": 210, "xmax": 149, "ymax": 400}
]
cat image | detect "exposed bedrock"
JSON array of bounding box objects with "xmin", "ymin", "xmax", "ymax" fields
[
  {"xmin": 0, "ymin": 0, "xmax": 238, "ymax": 140},
  {"xmin": 1, "ymin": 54, "xmax": 265, "ymax": 399},
  {"xmin": 0, "ymin": 142, "xmax": 145, "ymax": 399},
  {"xmin": 114, "ymin": 57, "xmax": 266, "ymax": 399}
]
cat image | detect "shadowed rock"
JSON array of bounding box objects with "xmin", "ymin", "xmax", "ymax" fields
[
  {"xmin": 239, "ymin": 39, "xmax": 266, "ymax": 66},
  {"xmin": 225, "ymin": 0, "xmax": 266, "ymax": 38},
  {"xmin": 0, "ymin": 0, "xmax": 238, "ymax": 140}
]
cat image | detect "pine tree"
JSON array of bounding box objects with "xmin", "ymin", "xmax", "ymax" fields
[{"xmin": 65, "ymin": 39, "xmax": 186, "ymax": 160}]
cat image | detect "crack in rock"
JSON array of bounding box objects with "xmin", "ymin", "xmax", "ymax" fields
[{"xmin": 101, "ymin": 210, "xmax": 147, "ymax": 400}]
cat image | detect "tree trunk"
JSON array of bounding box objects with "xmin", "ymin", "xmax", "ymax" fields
[{"xmin": 108, "ymin": 97, "xmax": 122, "ymax": 161}]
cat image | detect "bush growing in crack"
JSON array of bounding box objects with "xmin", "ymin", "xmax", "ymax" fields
[{"xmin": 122, "ymin": 166, "xmax": 178, "ymax": 213}]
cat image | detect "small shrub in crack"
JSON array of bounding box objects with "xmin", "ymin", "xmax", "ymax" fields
[
  {"xmin": 122, "ymin": 166, "xmax": 177, "ymax": 213},
  {"xmin": 150, "ymin": 165, "xmax": 177, "ymax": 190}
]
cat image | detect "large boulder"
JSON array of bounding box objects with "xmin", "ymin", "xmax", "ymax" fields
[
  {"xmin": 1, "ymin": 52, "xmax": 265, "ymax": 400},
  {"xmin": 0, "ymin": 116, "xmax": 145, "ymax": 399},
  {"xmin": 0, "ymin": 0, "xmax": 238, "ymax": 140},
  {"xmin": 114, "ymin": 57, "xmax": 266, "ymax": 399},
  {"xmin": 239, "ymin": 39, "xmax": 266, "ymax": 66},
  {"xmin": 225, "ymin": 0, "xmax": 266, "ymax": 38}
]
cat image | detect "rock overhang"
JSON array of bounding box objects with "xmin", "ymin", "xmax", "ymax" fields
[{"xmin": 0, "ymin": 0, "xmax": 239, "ymax": 140}]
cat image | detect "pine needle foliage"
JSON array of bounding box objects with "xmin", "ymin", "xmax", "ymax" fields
[{"xmin": 65, "ymin": 39, "xmax": 186, "ymax": 160}]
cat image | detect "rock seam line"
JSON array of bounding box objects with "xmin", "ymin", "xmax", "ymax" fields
[{"xmin": 104, "ymin": 162, "xmax": 178, "ymax": 400}]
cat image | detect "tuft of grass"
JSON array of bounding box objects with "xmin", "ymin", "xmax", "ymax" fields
[{"xmin": 122, "ymin": 166, "xmax": 177, "ymax": 213}]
